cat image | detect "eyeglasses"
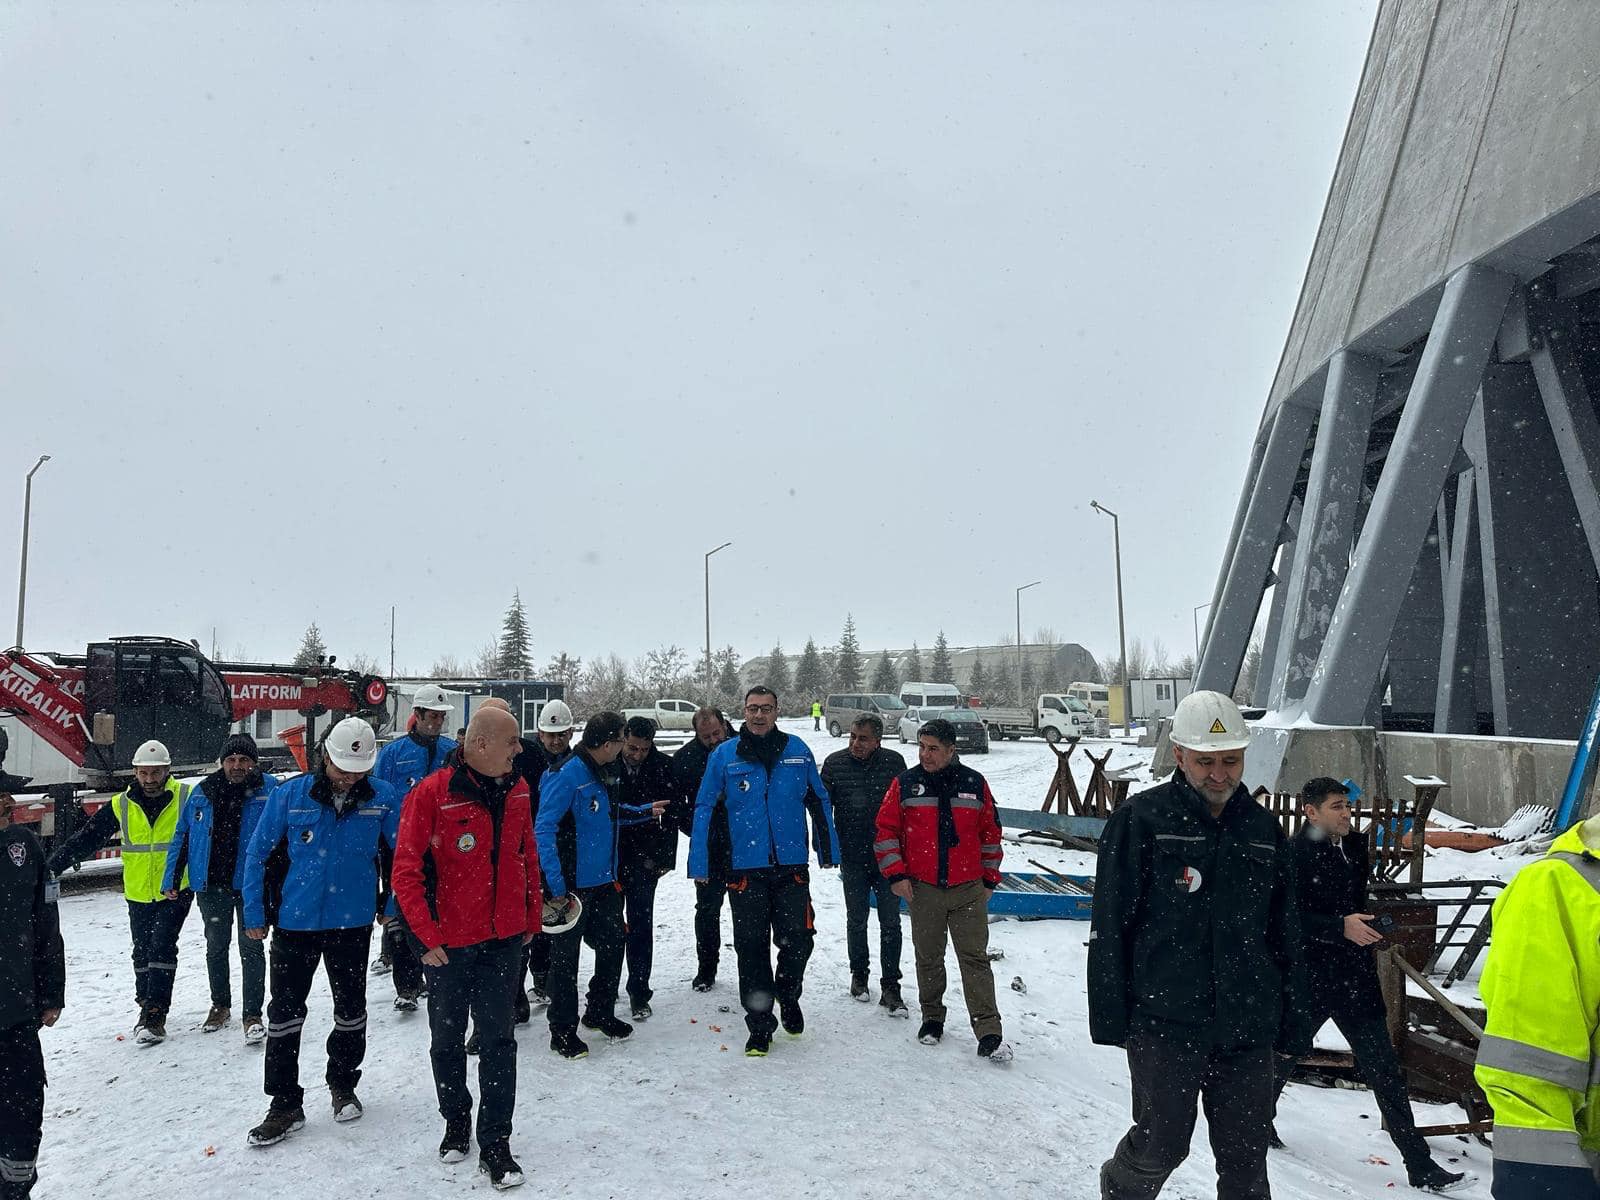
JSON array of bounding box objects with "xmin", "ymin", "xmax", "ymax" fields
[{"xmin": 745, "ymin": 703, "xmax": 777, "ymax": 714}]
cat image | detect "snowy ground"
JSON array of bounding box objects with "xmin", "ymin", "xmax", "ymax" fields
[{"xmin": 35, "ymin": 721, "xmax": 1491, "ymax": 1199}]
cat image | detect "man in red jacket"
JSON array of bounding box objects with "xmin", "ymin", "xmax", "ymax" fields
[
  {"xmin": 392, "ymin": 706, "xmax": 540, "ymax": 1190},
  {"xmin": 875, "ymin": 717, "xmax": 1009, "ymax": 1062}
]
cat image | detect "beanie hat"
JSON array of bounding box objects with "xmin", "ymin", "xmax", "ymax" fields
[{"xmin": 220, "ymin": 732, "xmax": 261, "ymax": 762}]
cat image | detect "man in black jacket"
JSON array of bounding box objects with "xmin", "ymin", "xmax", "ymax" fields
[
  {"xmin": 671, "ymin": 708, "xmax": 731, "ymax": 991},
  {"xmin": 1089, "ymin": 691, "xmax": 1309, "ymax": 1200},
  {"xmin": 819, "ymin": 714, "xmax": 906, "ymax": 1013},
  {"xmin": 617, "ymin": 717, "xmax": 679, "ymax": 1020},
  {"xmin": 1272, "ymin": 778, "xmax": 1467, "ymax": 1193},
  {"xmin": 0, "ymin": 780, "xmax": 65, "ymax": 1200}
]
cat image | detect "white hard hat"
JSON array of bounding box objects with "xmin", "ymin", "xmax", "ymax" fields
[
  {"xmin": 1169, "ymin": 690, "xmax": 1251, "ymax": 752},
  {"xmin": 132, "ymin": 740, "xmax": 171, "ymax": 767},
  {"xmin": 537, "ymin": 699, "xmax": 574, "ymax": 733},
  {"xmin": 541, "ymin": 891, "xmax": 583, "ymax": 935},
  {"xmin": 325, "ymin": 716, "xmax": 378, "ymax": 772},
  {"xmin": 412, "ymin": 683, "xmax": 452, "ymax": 712}
]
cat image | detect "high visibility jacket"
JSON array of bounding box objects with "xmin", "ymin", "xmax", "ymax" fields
[
  {"xmin": 1475, "ymin": 823, "xmax": 1600, "ymax": 1200},
  {"xmin": 115, "ymin": 778, "xmax": 189, "ymax": 903}
]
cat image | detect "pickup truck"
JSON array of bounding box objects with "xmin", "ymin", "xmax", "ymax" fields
[
  {"xmin": 970, "ymin": 693, "xmax": 1098, "ymax": 743},
  {"xmin": 621, "ymin": 699, "xmax": 698, "ymax": 732}
]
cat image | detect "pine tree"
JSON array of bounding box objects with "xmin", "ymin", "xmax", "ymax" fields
[
  {"xmin": 967, "ymin": 651, "xmax": 989, "ymax": 704},
  {"xmin": 292, "ymin": 622, "xmax": 328, "ymax": 669},
  {"xmin": 793, "ymin": 637, "xmax": 827, "ymax": 708},
  {"xmin": 834, "ymin": 615, "xmax": 863, "ymax": 692},
  {"xmin": 496, "ymin": 590, "xmax": 533, "ymax": 678},
  {"xmin": 715, "ymin": 645, "xmax": 742, "ymax": 705},
  {"xmin": 764, "ymin": 642, "xmax": 791, "ymax": 703},
  {"xmin": 905, "ymin": 642, "xmax": 924, "ymax": 681},
  {"xmin": 870, "ymin": 650, "xmax": 898, "ymax": 694},
  {"xmin": 931, "ymin": 630, "xmax": 954, "ymax": 684}
]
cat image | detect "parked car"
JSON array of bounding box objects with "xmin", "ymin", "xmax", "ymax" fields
[
  {"xmin": 822, "ymin": 692, "xmax": 909, "ymax": 737},
  {"xmin": 620, "ymin": 698, "xmax": 698, "ymax": 732},
  {"xmin": 896, "ymin": 706, "xmax": 990, "ymax": 754}
]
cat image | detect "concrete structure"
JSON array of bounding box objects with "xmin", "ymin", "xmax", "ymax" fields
[{"xmin": 1198, "ymin": 2, "xmax": 1600, "ymax": 812}]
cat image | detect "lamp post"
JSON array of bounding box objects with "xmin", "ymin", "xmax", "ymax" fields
[
  {"xmin": 1192, "ymin": 601, "xmax": 1211, "ymax": 664},
  {"xmin": 1090, "ymin": 500, "xmax": 1129, "ymax": 733},
  {"xmin": 704, "ymin": 541, "xmax": 732, "ymax": 699},
  {"xmin": 1015, "ymin": 580, "xmax": 1041, "ymax": 704},
  {"xmin": 15, "ymin": 454, "xmax": 50, "ymax": 647}
]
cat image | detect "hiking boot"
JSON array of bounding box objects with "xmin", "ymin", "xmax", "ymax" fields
[
  {"xmin": 779, "ymin": 999, "xmax": 804, "ymax": 1037},
  {"xmin": 850, "ymin": 971, "xmax": 870, "ymax": 1002},
  {"xmin": 1410, "ymin": 1165, "xmax": 1472, "ymax": 1193},
  {"xmin": 439, "ymin": 1115, "xmax": 472, "ymax": 1164},
  {"xmin": 691, "ymin": 971, "xmax": 715, "ymax": 993},
  {"xmin": 917, "ymin": 1019, "xmax": 943, "ymax": 1045},
  {"xmin": 393, "ymin": 992, "xmax": 420, "ymax": 1013},
  {"xmin": 203, "ymin": 1005, "xmax": 231, "ymax": 1033},
  {"xmin": 330, "ymin": 1086, "xmax": 363, "ymax": 1122},
  {"xmin": 550, "ymin": 1027, "xmax": 589, "ymax": 1059},
  {"xmin": 479, "ymin": 1141, "xmax": 525, "ymax": 1190},
  {"xmin": 136, "ymin": 1018, "xmax": 167, "ymax": 1046},
  {"xmin": 977, "ymin": 1033, "xmax": 1014, "ymax": 1063},
  {"xmin": 581, "ymin": 1011, "xmax": 633, "ymax": 1040},
  {"xmin": 879, "ymin": 983, "xmax": 908, "ymax": 1017},
  {"xmin": 744, "ymin": 1032, "xmax": 770, "ymax": 1057},
  {"xmin": 242, "ymin": 1014, "xmax": 266, "ymax": 1045},
  {"xmin": 247, "ymin": 1103, "xmax": 305, "ymax": 1147}
]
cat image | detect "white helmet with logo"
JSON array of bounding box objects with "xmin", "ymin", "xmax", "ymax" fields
[
  {"xmin": 325, "ymin": 716, "xmax": 378, "ymax": 772},
  {"xmin": 411, "ymin": 683, "xmax": 452, "ymax": 712},
  {"xmin": 537, "ymin": 699, "xmax": 574, "ymax": 733},
  {"xmin": 1169, "ymin": 690, "xmax": 1251, "ymax": 752},
  {"xmin": 132, "ymin": 740, "xmax": 171, "ymax": 767}
]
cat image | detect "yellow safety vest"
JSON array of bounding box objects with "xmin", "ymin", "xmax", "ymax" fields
[{"xmin": 115, "ymin": 778, "xmax": 188, "ymax": 903}]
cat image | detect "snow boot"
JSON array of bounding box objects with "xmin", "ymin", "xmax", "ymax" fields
[
  {"xmin": 630, "ymin": 1000, "xmax": 653, "ymax": 1021},
  {"xmin": 248, "ymin": 1103, "xmax": 305, "ymax": 1147},
  {"xmin": 136, "ymin": 1016, "xmax": 167, "ymax": 1046},
  {"xmin": 581, "ymin": 1011, "xmax": 633, "ymax": 1041},
  {"xmin": 550, "ymin": 1026, "xmax": 589, "ymax": 1059},
  {"xmin": 242, "ymin": 1013, "xmax": 265, "ymax": 1045},
  {"xmin": 330, "ymin": 1086, "xmax": 363, "ymax": 1122},
  {"xmin": 1410, "ymin": 1165, "xmax": 1472, "ymax": 1193},
  {"xmin": 393, "ymin": 991, "xmax": 420, "ymax": 1013},
  {"xmin": 744, "ymin": 1032, "xmax": 770, "ymax": 1057},
  {"xmin": 203, "ymin": 1005, "xmax": 230, "ymax": 1033},
  {"xmin": 917, "ymin": 1019, "xmax": 943, "ymax": 1045},
  {"xmin": 779, "ymin": 1000, "xmax": 804, "ymax": 1037},
  {"xmin": 977, "ymin": 1033, "xmax": 1013, "ymax": 1063},
  {"xmin": 879, "ymin": 983, "xmax": 908, "ymax": 1017},
  {"xmin": 439, "ymin": 1115, "xmax": 471, "ymax": 1164},
  {"xmin": 850, "ymin": 972, "xmax": 870, "ymax": 1002},
  {"xmin": 479, "ymin": 1141, "xmax": 525, "ymax": 1190},
  {"xmin": 369, "ymin": 955, "xmax": 392, "ymax": 976},
  {"xmin": 691, "ymin": 967, "xmax": 716, "ymax": 993}
]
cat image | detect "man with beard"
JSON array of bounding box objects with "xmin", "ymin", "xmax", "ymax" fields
[
  {"xmin": 671, "ymin": 707, "xmax": 731, "ymax": 991},
  {"xmin": 163, "ymin": 733, "xmax": 280, "ymax": 1042}
]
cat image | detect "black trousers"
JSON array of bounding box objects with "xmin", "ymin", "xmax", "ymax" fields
[
  {"xmin": 127, "ymin": 894, "xmax": 192, "ymax": 1019},
  {"xmin": 839, "ymin": 859, "xmax": 902, "ymax": 983},
  {"xmin": 694, "ymin": 871, "xmax": 728, "ymax": 977},
  {"xmin": 382, "ymin": 912, "xmax": 425, "ymax": 998},
  {"xmin": 524, "ymin": 931, "xmax": 550, "ymax": 983},
  {"xmin": 728, "ymin": 867, "xmax": 815, "ymax": 1038},
  {"xmin": 425, "ymin": 937, "xmax": 522, "ymax": 1150},
  {"xmin": 546, "ymin": 883, "xmax": 625, "ymax": 1031},
  {"xmin": 620, "ymin": 865, "xmax": 659, "ymax": 1004},
  {"xmin": 1102, "ymin": 1031, "xmax": 1274, "ymax": 1200},
  {"xmin": 0, "ymin": 1023, "xmax": 45, "ymax": 1200},
  {"xmin": 1274, "ymin": 1008, "xmax": 1432, "ymax": 1174},
  {"xmin": 264, "ymin": 926, "xmax": 372, "ymax": 1106}
]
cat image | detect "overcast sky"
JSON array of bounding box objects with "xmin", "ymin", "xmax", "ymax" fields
[{"xmin": 3, "ymin": 1, "xmax": 1373, "ymax": 678}]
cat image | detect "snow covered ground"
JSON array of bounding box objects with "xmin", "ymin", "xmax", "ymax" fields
[{"xmin": 35, "ymin": 721, "xmax": 1491, "ymax": 1198}]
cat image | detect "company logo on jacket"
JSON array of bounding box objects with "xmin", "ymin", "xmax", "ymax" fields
[{"xmin": 6, "ymin": 843, "xmax": 25, "ymax": 868}]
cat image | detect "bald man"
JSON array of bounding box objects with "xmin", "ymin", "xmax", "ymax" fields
[{"xmin": 392, "ymin": 707, "xmax": 540, "ymax": 1186}]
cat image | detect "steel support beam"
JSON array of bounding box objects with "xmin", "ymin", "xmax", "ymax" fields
[
  {"xmin": 1254, "ymin": 499, "xmax": 1300, "ymax": 708},
  {"xmin": 1529, "ymin": 315, "xmax": 1600, "ymax": 574},
  {"xmin": 1303, "ymin": 264, "xmax": 1515, "ymax": 726},
  {"xmin": 1266, "ymin": 350, "xmax": 1379, "ymax": 708},
  {"xmin": 1434, "ymin": 469, "xmax": 1481, "ymax": 732}
]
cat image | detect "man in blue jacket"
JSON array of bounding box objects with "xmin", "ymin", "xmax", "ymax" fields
[
  {"xmin": 241, "ymin": 717, "xmax": 401, "ymax": 1148},
  {"xmin": 690, "ymin": 686, "xmax": 838, "ymax": 1057},
  {"xmin": 534, "ymin": 710, "xmax": 641, "ymax": 1060},
  {"xmin": 162, "ymin": 732, "xmax": 279, "ymax": 1044},
  {"xmin": 370, "ymin": 683, "xmax": 456, "ymax": 1012}
]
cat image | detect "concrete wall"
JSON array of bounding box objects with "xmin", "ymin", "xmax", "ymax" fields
[{"xmin": 1380, "ymin": 730, "xmax": 1588, "ymax": 827}]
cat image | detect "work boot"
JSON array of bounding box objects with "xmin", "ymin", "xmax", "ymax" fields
[
  {"xmin": 369, "ymin": 956, "xmax": 392, "ymax": 976},
  {"xmin": 242, "ymin": 1013, "xmax": 265, "ymax": 1045},
  {"xmin": 248, "ymin": 1102, "xmax": 306, "ymax": 1147},
  {"xmin": 779, "ymin": 999, "xmax": 804, "ymax": 1037},
  {"xmin": 850, "ymin": 971, "xmax": 870, "ymax": 1002},
  {"xmin": 479, "ymin": 1140, "xmax": 525, "ymax": 1190},
  {"xmin": 528, "ymin": 972, "xmax": 550, "ymax": 1008},
  {"xmin": 549, "ymin": 1026, "xmax": 589, "ymax": 1059},
  {"xmin": 581, "ymin": 1011, "xmax": 633, "ymax": 1040},
  {"xmin": 977, "ymin": 1033, "xmax": 1014, "ymax": 1063},
  {"xmin": 691, "ymin": 971, "xmax": 715, "ymax": 993},
  {"xmin": 879, "ymin": 982, "xmax": 908, "ymax": 1017},
  {"xmin": 917, "ymin": 1019, "xmax": 943, "ymax": 1045},
  {"xmin": 439, "ymin": 1115, "xmax": 472, "ymax": 1164},
  {"xmin": 330, "ymin": 1086, "xmax": 363, "ymax": 1122},
  {"xmin": 203, "ymin": 1005, "xmax": 231, "ymax": 1033},
  {"xmin": 393, "ymin": 991, "xmax": 420, "ymax": 1013},
  {"xmin": 630, "ymin": 1000, "xmax": 653, "ymax": 1021},
  {"xmin": 136, "ymin": 1014, "xmax": 167, "ymax": 1046},
  {"xmin": 744, "ymin": 1031, "xmax": 771, "ymax": 1057},
  {"xmin": 1410, "ymin": 1164, "xmax": 1471, "ymax": 1193}
]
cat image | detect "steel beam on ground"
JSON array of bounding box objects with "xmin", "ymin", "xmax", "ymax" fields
[{"xmin": 1303, "ymin": 263, "xmax": 1515, "ymax": 727}]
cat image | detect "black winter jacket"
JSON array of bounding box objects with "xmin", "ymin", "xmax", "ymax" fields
[
  {"xmin": 671, "ymin": 738, "xmax": 730, "ymax": 875},
  {"xmin": 1087, "ymin": 775, "xmax": 1310, "ymax": 1054},
  {"xmin": 1291, "ymin": 825, "xmax": 1387, "ymax": 1020},
  {"xmin": 0, "ymin": 826, "xmax": 65, "ymax": 1030},
  {"xmin": 618, "ymin": 748, "xmax": 681, "ymax": 877},
  {"xmin": 819, "ymin": 746, "xmax": 907, "ymax": 868}
]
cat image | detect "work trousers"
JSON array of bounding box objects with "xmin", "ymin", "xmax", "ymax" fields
[
  {"xmin": 127, "ymin": 894, "xmax": 192, "ymax": 1019},
  {"xmin": 0, "ymin": 1023, "xmax": 45, "ymax": 1200},
  {"xmin": 382, "ymin": 912, "xmax": 425, "ymax": 998},
  {"xmin": 727, "ymin": 867, "xmax": 815, "ymax": 1038},
  {"xmin": 523, "ymin": 931, "xmax": 550, "ymax": 985},
  {"xmin": 264, "ymin": 925, "xmax": 372, "ymax": 1106},
  {"xmin": 840, "ymin": 860, "xmax": 902, "ymax": 984},
  {"xmin": 1101, "ymin": 1032, "xmax": 1275, "ymax": 1200},
  {"xmin": 197, "ymin": 887, "xmax": 265, "ymax": 1014},
  {"xmin": 908, "ymin": 879, "xmax": 998, "ymax": 1036},
  {"xmin": 1274, "ymin": 1009, "xmax": 1432, "ymax": 1175},
  {"xmin": 694, "ymin": 870, "xmax": 728, "ymax": 978},
  {"xmin": 621, "ymin": 865, "xmax": 659, "ymax": 1005},
  {"xmin": 425, "ymin": 937, "xmax": 522, "ymax": 1150},
  {"xmin": 546, "ymin": 883, "xmax": 626, "ymax": 1031}
]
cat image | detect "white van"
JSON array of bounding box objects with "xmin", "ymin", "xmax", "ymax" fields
[
  {"xmin": 899, "ymin": 681, "xmax": 963, "ymax": 709},
  {"xmin": 1067, "ymin": 681, "xmax": 1112, "ymax": 720}
]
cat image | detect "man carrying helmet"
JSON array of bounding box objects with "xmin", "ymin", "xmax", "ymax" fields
[
  {"xmin": 371, "ymin": 683, "xmax": 457, "ymax": 1012},
  {"xmin": 241, "ymin": 717, "xmax": 402, "ymax": 1147},
  {"xmin": 49, "ymin": 738, "xmax": 192, "ymax": 1045},
  {"xmin": 1088, "ymin": 691, "xmax": 1309, "ymax": 1200}
]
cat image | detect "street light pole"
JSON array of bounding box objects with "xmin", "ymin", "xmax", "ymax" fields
[
  {"xmin": 1090, "ymin": 500, "xmax": 1129, "ymax": 733},
  {"xmin": 15, "ymin": 454, "xmax": 50, "ymax": 647},
  {"xmin": 704, "ymin": 541, "xmax": 732, "ymax": 699},
  {"xmin": 1015, "ymin": 580, "xmax": 1041, "ymax": 704},
  {"xmin": 1192, "ymin": 601, "xmax": 1212, "ymax": 665}
]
